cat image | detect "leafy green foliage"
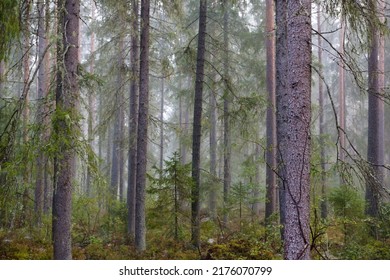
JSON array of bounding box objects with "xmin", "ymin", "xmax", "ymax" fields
[{"xmin": 0, "ymin": 0, "xmax": 20, "ymax": 61}]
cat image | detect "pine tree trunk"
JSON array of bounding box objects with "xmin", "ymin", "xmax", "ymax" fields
[
  {"xmin": 265, "ymin": 0, "xmax": 277, "ymax": 222},
  {"xmin": 209, "ymin": 81, "xmax": 217, "ymax": 220},
  {"xmin": 160, "ymin": 78, "xmax": 164, "ymax": 174},
  {"xmin": 338, "ymin": 15, "xmax": 346, "ymax": 169},
  {"xmin": 222, "ymin": 0, "xmax": 231, "ymax": 227},
  {"xmin": 53, "ymin": 0, "xmax": 80, "ymax": 260},
  {"xmin": 127, "ymin": 0, "xmax": 139, "ymax": 238},
  {"xmin": 86, "ymin": 0, "xmax": 96, "ymax": 196},
  {"xmin": 284, "ymin": 0, "xmax": 311, "ymax": 260},
  {"xmin": 366, "ymin": 0, "xmax": 384, "ymax": 226},
  {"xmin": 191, "ymin": 0, "xmax": 207, "ymax": 249},
  {"xmin": 135, "ymin": 0, "xmax": 150, "ymax": 252},
  {"xmin": 317, "ymin": 4, "xmax": 327, "ymax": 220},
  {"xmin": 35, "ymin": 0, "xmax": 50, "ymax": 225},
  {"xmin": 275, "ymin": 0, "xmax": 287, "ymax": 241}
]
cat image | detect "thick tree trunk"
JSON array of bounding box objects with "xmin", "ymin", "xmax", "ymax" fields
[
  {"xmin": 127, "ymin": 0, "xmax": 139, "ymax": 238},
  {"xmin": 53, "ymin": 0, "xmax": 80, "ymax": 260},
  {"xmin": 135, "ymin": 0, "xmax": 150, "ymax": 252},
  {"xmin": 191, "ymin": 0, "xmax": 207, "ymax": 249},
  {"xmin": 366, "ymin": 0, "xmax": 384, "ymax": 225},
  {"xmin": 265, "ymin": 0, "xmax": 277, "ymax": 222},
  {"xmin": 284, "ymin": 0, "xmax": 311, "ymax": 260},
  {"xmin": 275, "ymin": 0, "xmax": 287, "ymax": 241}
]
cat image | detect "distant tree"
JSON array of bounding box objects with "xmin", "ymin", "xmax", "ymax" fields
[{"xmin": 265, "ymin": 0, "xmax": 277, "ymax": 222}]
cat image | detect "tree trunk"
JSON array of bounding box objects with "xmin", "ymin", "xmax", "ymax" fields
[
  {"xmin": 338, "ymin": 15, "xmax": 346, "ymax": 171},
  {"xmin": 317, "ymin": 4, "xmax": 327, "ymax": 220},
  {"xmin": 265, "ymin": 0, "xmax": 277, "ymax": 222},
  {"xmin": 191, "ymin": 0, "xmax": 207, "ymax": 249},
  {"xmin": 135, "ymin": 0, "xmax": 150, "ymax": 252},
  {"xmin": 284, "ymin": 0, "xmax": 311, "ymax": 260},
  {"xmin": 366, "ymin": 0, "xmax": 384, "ymax": 226},
  {"xmin": 86, "ymin": 0, "xmax": 96, "ymax": 196},
  {"xmin": 53, "ymin": 0, "xmax": 80, "ymax": 260},
  {"xmin": 160, "ymin": 77, "xmax": 164, "ymax": 174},
  {"xmin": 209, "ymin": 81, "xmax": 217, "ymax": 220},
  {"xmin": 275, "ymin": 0, "xmax": 287, "ymax": 241},
  {"xmin": 35, "ymin": 0, "xmax": 50, "ymax": 225},
  {"xmin": 222, "ymin": 0, "xmax": 231, "ymax": 227},
  {"xmin": 127, "ymin": 0, "xmax": 139, "ymax": 238}
]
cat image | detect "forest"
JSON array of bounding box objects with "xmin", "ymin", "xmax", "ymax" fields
[{"xmin": 1, "ymin": 0, "xmax": 390, "ymax": 260}]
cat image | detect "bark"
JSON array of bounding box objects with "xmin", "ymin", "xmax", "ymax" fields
[
  {"xmin": 284, "ymin": 0, "xmax": 311, "ymax": 260},
  {"xmin": 222, "ymin": 0, "xmax": 231, "ymax": 227},
  {"xmin": 135, "ymin": 0, "xmax": 150, "ymax": 252},
  {"xmin": 366, "ymin": 0, "xmax": 384, "ymax": 224},
  {"xmin": 317, "ymin": 4, "xmax": 327, "ymax": 220},
  {"xmin": 127, "ymin": 0, "xmax": 139, "ymax": 237},
  {"xmin": 191, "ymin": 0, "xmax": 207, "ymax": 249},
  {"xmin": 265, "ymin": 0, "xmax": 277, "ymax": 222},
  {"xmin": 275, "ymin": 0, "xmax": 287, "ymax": 241},
  {"xmin": 0, "ymin": 60, "xmax": 4, "ymax": 96},
  {"xmin": 53, "ymin": 0, "xmax": 80, "ymax": 260}
]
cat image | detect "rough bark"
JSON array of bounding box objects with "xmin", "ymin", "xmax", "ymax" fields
[
  {"xmin": 53, "ymin": 0, "xmax": 80, "ymax": 260},
  {"xmin": 265, "ymin": 0, "xmax": 277, "ymax": 222},
  {"xmin": 191, "ymin": 0, "xmax": 207, "ymax": 249},
  {"xmin": 366, "ymin": 0, "xmax": 384, "ymax": 223},
  {"xmin": 284, "ymin": 0, "xmax": 311, "ymax": 260},
  {"xmin": 127, "ymin": 0, "xmax": 139, "ymax": 237},
  {"xmin": 135, "ymin": 0, "xmax": 150, "ymax": 252},
  {"xmin": 275, "ymin": 0, "xmax": 287, "ymax": 241}
]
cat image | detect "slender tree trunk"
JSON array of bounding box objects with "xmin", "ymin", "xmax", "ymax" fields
[
  {"xmin": 135, "ymin": 0, "xmax": 150, "ymax": 252},
  {"xmin": 127, "ymin": 0, "xmax": 139, "ymax": 238},
  {"xmin": 35, "ymin": 0, "xmax": 50, "ymax": 225},
  {"xmin": 265, "ymin": 0, "xmax": 277, "ymax": 222},
  {"xmin": 222, "ymin": 0, "xmax": 231, "ymax": 227},
  {"xmin": 0, "ymin": 60, "xmax": 4, "ymax": 96},
  {"xmin": 338, "ymin": 15, "xmax": 346, "ymax": 172},
  {"xmin": 111, "ymin": 34, "xmax": 125, "ymax": 199},
  {"xmin": 317, "ymin": 4, "xmax": 327, "ymax": 220},
  {"xmin": 209, "ymin": 82, "xmax": 217, "ymax": 220},
  {"xmin": 160, "ymin": 78, "xmax": 164, "ymax": 173},
  {"xmin": 284, "ymin": 0, "xmax": 311, "ymax": 260},
  {"xmin": 366, "ymin": 0, "xmax": 384, "ymax": 226},
  {"xmin": 53, "ymin": 0, "xmax": 80, "ymax": 260},
  {"xmin": 275, "ymin": 0, "xmax": 287, "ymax": 241},
  {"xmin": 191, "ymin": 0, "xmax": 207, "ymax": 249},
  {"xmin": 86, "ymin": 0, "xmax": 96, "ymax": 196}
]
